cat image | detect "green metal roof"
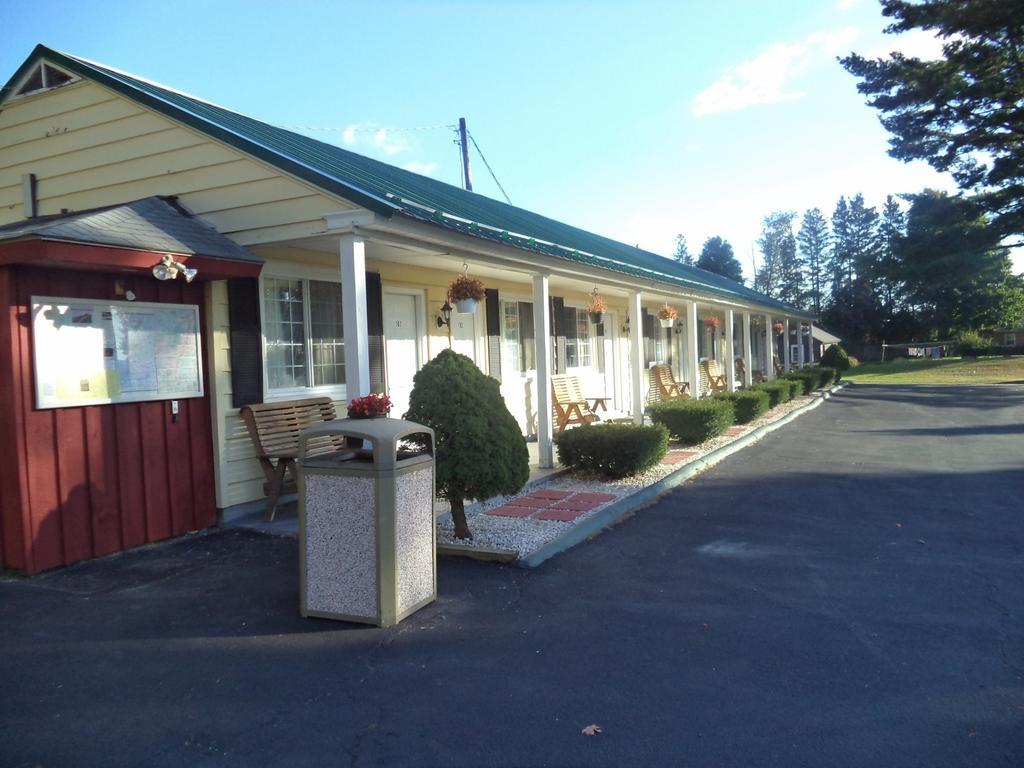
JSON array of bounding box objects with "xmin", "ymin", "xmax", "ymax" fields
[{"xmin": 3, "ymin": 45, "xmax": 812, "ymax": 318}]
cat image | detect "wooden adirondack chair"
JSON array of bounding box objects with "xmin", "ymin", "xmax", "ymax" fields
[
  {"xmin": 701, "ymin": 359, "xmax": 728, "ymax": 393},
  {"xmin": 648, "ymin": 363, "xmax": 690, "ymax": 404},
  {"xmin": 734, "ymin": 357, "xmax": 765, "ymax": 386},
  {"xmin": 773, "ymin": 355, "xmax": 785, "ymax": 377},
  {"xmin": 551, "ymin": 374, "xmax": 601, "ymax": 433}
]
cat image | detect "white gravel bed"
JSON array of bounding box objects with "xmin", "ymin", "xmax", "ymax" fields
[{"xmin": 436, "ymin": 391, "xmax": 822, "ymax": 558}]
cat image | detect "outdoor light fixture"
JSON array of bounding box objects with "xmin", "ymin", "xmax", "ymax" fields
[
  {"xmin": 152, "ymin": 254, "xmax": 198, "ymax": 283},
  {"xmin": 436, "ymin": 301, "xmax": 453, "ymax": 328}
]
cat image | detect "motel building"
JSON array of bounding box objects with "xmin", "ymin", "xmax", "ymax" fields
[{"xmin": 0, "ymin": 45, "xmax": 814, "ymax": 574}]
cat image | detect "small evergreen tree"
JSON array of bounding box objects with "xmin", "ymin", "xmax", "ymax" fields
[
  {"xmin": 696, "ymin": 236, "xmax": 744, "ymax": 283},
  {"xmin": 404, "ymin": 349, "xmax": 529, "ymax": 540},
  {"xmin": 756, "ymin": 212, "xmax": 798, "ymax": 300},
  {"xmin": 673, "ymin": 234, "xmax": 694, "ymax": 266}
]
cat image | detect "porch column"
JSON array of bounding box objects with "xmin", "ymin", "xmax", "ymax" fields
[
  {"xmin": 764, "ymin": 313, "xmax": 775, "ymax": 380},
  {"xmin": 808, "ymin": 321, "xmax": 816, "ymax": 363},
  {"xmin": 742, "ymin": 311, "xmax": 753, "ymax": 387},
  {"xmin": 798, "ymin": 323, "xmax": 806, "ymax": 367},
  {"xmin": 532, "ymin": 273, "xmax": 553, "ymax": 468},
  {"xmin": 725, "ymin": 309, "xmax": 737, "ymax": 391},
  {"xmin": 783, "ymin": 318, "xmax": 791, "ymax": 372},
  {"xmin": 629, "ymin": 291, "xmax": 644, "ymax": 424},
  {"xmin": 340, "ymin": 233, "xmax": 370, "ymax": 399},
  {"xmin": 686, "ymin": 300, "xmax": 701, "ymax": 398}
]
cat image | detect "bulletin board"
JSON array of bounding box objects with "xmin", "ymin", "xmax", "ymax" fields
[{"xmin": 32, "ymin": 296, "xmax": 204, "ymax": 409}]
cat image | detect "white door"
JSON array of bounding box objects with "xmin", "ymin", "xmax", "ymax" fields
[{"xmin": 383, "ymin": 293, "xmax": 420, "ymax": 418}]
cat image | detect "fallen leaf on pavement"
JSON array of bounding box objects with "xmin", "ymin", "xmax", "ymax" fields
[{"xmin": 581, "ymin": 724, "xmax": 602, "ymax": 736}]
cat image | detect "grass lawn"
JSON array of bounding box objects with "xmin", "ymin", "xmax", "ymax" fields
[{"xmin": 844, "ymin": 355, "xmax": 1024, "ymax": 385}]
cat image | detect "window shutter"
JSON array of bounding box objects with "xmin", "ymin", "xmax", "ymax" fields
[
  {"xmin": 366, "ymin": 272, "xmax": 385, "ymax": 393},
  {"xmin": 485, "ymin": 288, "xmax": 501, "ymax": 381},
  {"xmin": 228, "ymin": 278, "xmax": 264, "ymax": 408},
  {"xmin": 642, "ymin": 308, "xmax": 654, "ymax": 365},
  {"xmin": 519, "ymin": 301, "xmax": 535, "ymax": 371},
  {"xmin": 552, "ymin": 296, "xmax": 567, "ymax": 374}
]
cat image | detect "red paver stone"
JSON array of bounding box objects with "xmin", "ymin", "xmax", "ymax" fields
[
  {"xmin": 526, "ymin": 490, "xmax": 574, "ymax": 501},
  {"xmin": 500, "ymin": 496, "xmax": 550, "ymax": 509},
  {"xmin": 548, "ymin": 498, "xmax": 601, "ymax": 512},
  {"xmin": 661, "ymin": 452, "xmax": 698, "ymax": 465},
  {"xmin": 485, "ymin": 505, "xmax": 535, "ymax": 518},
  {"xmin": 726, "ymin": 427, "xmax": 746, "ymax": 436},
  {"xmin": 569, "ymin": 492, "xmax": 618, "ymax": 504},
  {"xmin": 534, "ymin": 507, "xmax": 587, "ymax": 522}
]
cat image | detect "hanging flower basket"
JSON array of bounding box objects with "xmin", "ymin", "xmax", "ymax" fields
[
  {"xmin": 448, "ymin": 272, "xmax": 486, "ymax": 314},
  {"xmin": 347, "ymin": 393, "xmax": 392, "ymax": 419},
  {"xmin": 586, "ymin": 289, "xmax": 608, "ymax": 324},
  {"xmin": 772, "ymin": 322, "xmax": 784, "ymax": 334},
  {"xmin": 703, "ymin": 315, "xmax": 720, "ymax": 329},
  {"xmin": 658, "ymin": 303, "xmax": 679, "ymax": 328}
]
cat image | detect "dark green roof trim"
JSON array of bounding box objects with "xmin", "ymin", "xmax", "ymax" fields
[{"xmin": 2, "ymin": 45, "xmax": 814, "ymax": 319}]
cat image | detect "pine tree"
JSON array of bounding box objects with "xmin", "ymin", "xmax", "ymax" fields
[
  {"xmin": 696, "ymin": 236, "xmax": 744, "ymax": 283},
  {"xmin": 847, "ymin": 193, "xmax": 881, "ymax": 286},
  {"xmin": 673, "ymin": 234, "xmax": 694, "ymax": 266},
  {"xmin": 797, "ymin": 208, "xmax": 830, "ymax": 315},
  {"xmin": 830, "ymin": 197, "xmax": 852, "ymax": 297},
  {"xmin": 877, "ymin": 195, "xmax": 906, "ymax": 312}
]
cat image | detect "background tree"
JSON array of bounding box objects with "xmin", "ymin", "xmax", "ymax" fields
[
  {"xmin": 877, "ymin": 195, "xmax": 906, "ymax": 312},
  {"xmin": 895, "ymin": 190, "xmax": 1023, "ymax": 335},
  {"xmin": 797, "ymin": 208, "xmax": 830, "ymax": 315},
  {"xmin": 673, "ymin": 234, "xmax": 694, "ymax": 265},
  {"xmin": 696, "ymin": 236, "xmax": 744, "ymax": 282},
  {"xmin": 404, "ymin": 349, "xmax": 529, "ymax": 540},
  {"xmin": 830, "ymin": 197, "xmax": 852, "ymax": 297},
  {"xmin": 755, "ymin": 212, "xmax": 798, "ymax": 300},
  {"xmin": 847, "ymin": 193, "xmax": 881, "ymax": 285},
  {"xmin": 841, "ymin": 0, "xmax": 1024, "ymax": 242}
]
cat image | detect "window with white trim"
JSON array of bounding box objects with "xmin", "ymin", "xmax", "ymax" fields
[
  {"xmin": 263, "ymin": 277, "xmax": 344, "ymax": 390},
  {"xmin": 1005, "ymin": 333, "xmax": 1016, "ymax": 347},
  {"xmin": 565, "ymin": 308, "xmax": 594, "ymax": 368}
]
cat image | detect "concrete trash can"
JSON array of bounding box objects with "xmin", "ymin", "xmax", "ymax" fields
[{"xmin": 297, "ymin": 418, "xmax": 436, "ymax": 627}]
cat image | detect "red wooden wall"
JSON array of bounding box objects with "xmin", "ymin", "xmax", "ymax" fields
[{"xmin": 0, "ymin": 264, "xmax": 216, "ymax": 574}]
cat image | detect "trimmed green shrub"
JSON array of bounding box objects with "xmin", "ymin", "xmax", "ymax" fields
[
  {"xmin": 713, "ymin": 390, "xmax": 770, "ymax": 424},
  {"xmin": 815, "ymin": 366, "xmax": 837, "ymax": 387},
  {"xmin": 784, "ymin": 378, "xmax": 804, "ymax": 399},
  {"xmin": 405, "ymin": 349, "xmax": 529, "ymax": 540},
  {"xmin": 650, "ymin": 399, "xmax": 735, "ymax": 445},
  {"xmin": 847, "ymin": 356, "xmax": 859, "ymax": 368},
  {"xmin": 751, "ymin": 380, "xmax": 793, "ymax": 407},
  {"xmin": 820, "ymin": 344, "xmax": 851, "ymax": 377},
  {"xmin": 784, "ymin": 370, "xmax": 817, "ymax": 395},
  {"xmin": 554, "ymin": 423, "xmax": 668, "ymax": 479}
]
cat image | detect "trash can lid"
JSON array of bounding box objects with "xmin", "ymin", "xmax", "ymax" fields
[{"xmin": 299, "ymin": 418, "xmax": 434, "ymax": 469}]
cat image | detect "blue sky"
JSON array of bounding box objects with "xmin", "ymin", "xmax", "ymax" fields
[{"xmin": 5, "ymin": 0, "xmax": 1016, "ymax": 276}]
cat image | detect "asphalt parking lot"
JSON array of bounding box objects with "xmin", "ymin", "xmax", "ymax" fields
[{"xmin": 2, "ymin": 384, "xmax": 1022, "ymax": 767}]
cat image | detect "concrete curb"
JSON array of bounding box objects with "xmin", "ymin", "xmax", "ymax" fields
[{"xmin": 517, "ymin": 381, "xmax": 848, "ymax": 568}]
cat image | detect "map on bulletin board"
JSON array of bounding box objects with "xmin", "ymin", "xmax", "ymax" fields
[{"xmin": 32, "ymin": 296, "xmax": 204, "ymax": 409}]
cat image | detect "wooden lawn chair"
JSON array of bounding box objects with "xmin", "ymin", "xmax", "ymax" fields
[
  {"xmin": 701, "ymin": 359, "xmax": 728, "ymax": 393},
  {"xmin": 649, "ymin": 363, "xmax": 690, "ymax": 404},
  {"xmin": 773, "ymin": 355, "xmax": 785, "ymax": 378},
  {"xmin": 551, "ymin": 374, "xmax": 601, "ymax": 433}
]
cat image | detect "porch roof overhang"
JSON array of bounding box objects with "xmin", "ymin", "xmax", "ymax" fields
[
  {"xmin": 811, "ymin": 326, "xmax": 841, "ymax": 344},
  {"xmin": 0, "ymin": 196, "xmax": 263, "ymax": 279}
]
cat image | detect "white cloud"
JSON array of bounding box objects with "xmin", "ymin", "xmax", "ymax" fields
[
  {"xmin": 402, "ymin": 161, "xmax": 439, "ymax": 176},
  {"xmin": 338, "ymin": 122, "xmax": 412, "ymax": 155},
  {"xmin": 692, "ymin": 27, "xmax": 859, "ymax": 117},
  {"xmin": 836, "ymin": 0, "xmax": 860, "ymax": 11},
  {"xmin": 864, "ymin": 29, "xmax": 947, "ymax": 60}
]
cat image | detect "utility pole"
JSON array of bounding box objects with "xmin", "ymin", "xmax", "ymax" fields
[{"xmin": 458, "ymin": 117, "xmax": 473, "ymax": 191}]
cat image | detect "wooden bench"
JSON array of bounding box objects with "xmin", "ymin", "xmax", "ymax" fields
[
  {"xmin": 701, "ymin": 359, "xmax": 728, "ymax": 393},
  {"xmin": 648, "ymin": 363, "xmax": 690, "ymax": 405},
  {"xmin": 240, "ymin": 397, "xmax": 343, "ymax": 520}
]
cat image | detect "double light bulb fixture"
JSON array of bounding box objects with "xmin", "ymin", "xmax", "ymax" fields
[{"xmin": 152, "ymin": 254, "xmax": 197, "ymax": 283}]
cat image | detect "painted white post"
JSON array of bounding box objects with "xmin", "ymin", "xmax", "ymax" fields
[
  {"xmin": 725, "ymin": 309, "xmax": 737, "ymax": 391},
  {"xmin": 783, "ymin": 318, "xmax": 791, "ymax": 372},
  {"xmin": 629, "ymin": 291, "xmax": 644, "ymax": 424},
  {"xmin": 340, "ymin": 233, "xmax": 370, "ymax": 399},
  {"xmin": 742, "ymin": 311, "xmax": 753, "ymax": 387},
  {"xmin": 764, "ymin": 313, "xmax": 775, "ymax": 380},
  {"xmin": 798, "ymin": 323, "xmax": 806, "ymax": 367},
  {"xmin": 808, "ymin": 321, "xmax": 815, "ymax": 363},
  {"xmin": 687, "ymin": 300, "xmax": 701, "ymax": 398},
  {"xmin": 532, "ymin": 273, "xmax": 553, "ymax": 468}
]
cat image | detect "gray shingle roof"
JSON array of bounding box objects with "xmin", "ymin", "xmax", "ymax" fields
[{"xmin": 0, "ymin": 196, "xmax": 260, "ymax": 263}]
